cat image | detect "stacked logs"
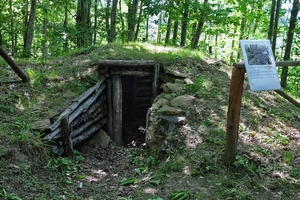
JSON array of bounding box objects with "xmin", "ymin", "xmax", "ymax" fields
[{"xmin": 43, "ymin": 76, "xmax": 107, "ymax": 155}]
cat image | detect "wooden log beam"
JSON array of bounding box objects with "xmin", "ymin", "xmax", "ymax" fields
[
  {"xmin": 274, "ymin": 90, "xmax": 300, "ymax": 109},
  {"xmin": 71, "ymin": 110, "xmax": 107, "ymax": 139},
  {"xmin": 61, "ymin": 115, "xmax": 74, "ymax": 159},
  {"xmin": 46, "ymin": 77, "xmax": 105, "ymax": 135},
  {"xmin": 110, "ymin": 70, "xmax": 153, "ymax": 76},
  {"xmin": 234, "ymin": 61, "xmax": 300, "ymax": 69},
  {"xmin": 99, "ymin": 60, "xmax": 156, "ymax": 68},
  {"xmin": 224, "ymin": 65, "xmax": 245, "ymax": 165},
  {"xmin": 106, "ymin": 79, "xmax": 113, "ymax": 140},
  {"xmin": 0, "ymin": 46, "xmax": 29, "ymax": 82},
  {"xmin": 72, "ymin": 118, "xmax": 108, "ymax": 146},
  {"xmin": 111, "ymin": 75, "xmax": 122, "ymax": 146}
]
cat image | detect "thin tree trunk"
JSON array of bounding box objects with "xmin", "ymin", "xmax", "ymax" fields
[
  {"xmin": 180, "ymin": 0, "xmax": 189, "ymax": 47},
  {"xmin": 172, "ymin": 20, "xmax": 179, "ymax": 45},
  {"xmin": 93, "ymin": 0, "xmax": 98, "ymax": 45},
  {"xmin": 165, "ymin": 15, "xmax": 172, "ymax": 45},
  {"xmin": 268, "ymin": 0, "xmax": 276, "ymax": 41},
  {"xmin": 272, "ymin": 0, "xmax": 281, "ymax": 53},
  {"xmin": 106, "ymin": 0, "xmax": 111, "ymax": 42},
  {"xmin": 157, "ymin": 12, "xmax": 162, "ymax": 43},
  {"xmin": 63, "ymin": 5, "xmax": 68, "ymax": 51},
  {"xmin": 280, "ymin": 0, "xmax": 299, "ymax": 88},
  {"xmin": 119, "ymin": 0, "xmax": 126, "ymax": 42},
  {"xmin": 134, "ymin": 0, "xmax": 143, "ymax": 41},
  {"xmin": 128, "ymin": 0, "xmax": 138, "ymax": 42},
  {"xmin": 145, "ymin": 15, "xmax": 149, "ymax": 42},
  {"xmin": 23, "ymin": 0, "xmax": 29, "ymax": 49},
  {"xmin": 236, "ymin": 15, "xmax": 246, "ymax": 60},
  {"xmin": 23, "ymin": 0, "xmax": 36, "ymax": 57},
  {"xmin": 111, "ymin": 0, "xmax": 118, "ymax": 42},
  {"xmin": 9, "ymin": 0, "xmax": 15, "ymax": 56},
  {"xmin": 191, "ymin": 0, "xmax": 208, "ymax": 49}
]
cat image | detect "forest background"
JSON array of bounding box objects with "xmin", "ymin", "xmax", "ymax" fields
[{"xmin": 0, "ymin": 0, "xmax": 299, "ymax": 96}]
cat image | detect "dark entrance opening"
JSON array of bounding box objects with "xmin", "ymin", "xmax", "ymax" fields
[{"xmin": 122, "ymin": 75, "xmax": 153, "ymax": 147}]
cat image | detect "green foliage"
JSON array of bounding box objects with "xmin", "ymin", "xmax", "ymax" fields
[
  {"xmin": 0, "ymin": 189, "xmax": 22, "ymax": 200},
  {"xmin": 46, "ymin": 151, "xmax": 83, "ymax": 176},
  {"xmin": 169, "ymin": 190, "xmax": 190, "ymax": 200},
  {"xmin": 118, "ymin": 177, "xmax": 138, "ymax": 186}
]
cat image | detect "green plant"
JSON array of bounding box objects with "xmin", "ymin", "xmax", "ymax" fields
[
  {"xmin": 0, "ymin": 189, "xmax": 22, "ymax": 200},
  {"xmin": 118, "ymin": 177, "xmax": 138, "ymax": 186},
  {"xmin": 46, "ymin": 155, "xmax": 81, "ymax": 175},
  {"xmin": 233, "ymin": 155, "xmax": 255, "ymax": 175},
  {"xmin": 283, "ymin": 151, "xmax": 293, "ymax": 165},
  {"xmin": 169, "ymin": 190, "xmax": 190, "ymax": 200}
]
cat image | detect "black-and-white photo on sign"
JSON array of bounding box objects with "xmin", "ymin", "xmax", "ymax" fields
[{"xmin": 240, "ymin": 40, "xmax": 281, "ymax": 91}]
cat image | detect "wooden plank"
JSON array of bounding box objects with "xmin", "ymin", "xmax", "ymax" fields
[
  {"xmin": 110, "ymin": 70, "xmax": 153, "ymax": 76},
  {"xmin": 106, "ymin": 79, "xmax": 113, "ymax": 140},
  {"xmin": 99, "ymin": 60, "xmax": 156, "ymax": 68},
  {"xmin": 61, "ymin": 115, "xmax": 74, "ymax": 159},
  {"xmin": 234, "ymin": 61, "xmax": 300, "ymax": 69},
  {"xmin": 47, "ymin": 77, "xmax": 105, "ymax": 135},
  {"xmin": 224, "ymin": 65, "xmax": 245, "ymax": 165},
  {"xmin": 275, "ymin": 90, "xmax": 300, "ymax": 109},
  {"xmin": 112, "ymin": 75, "xmax": 122, "ymax": 146}
]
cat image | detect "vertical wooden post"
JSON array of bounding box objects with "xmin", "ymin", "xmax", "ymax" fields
[
  {"xmin": 106, "ymin": 79, "xmax": 113, "ymax": 141},
  {"xmin": 61, "ymin": 115, "xmax": 74, "ymax": 159},
  {"xmin": 224, "ymin": 64, "xmax": 245, "ymax": 165},
  {"xmin": 111, "ymin": 75, "xmax": 122, "ymax": 146}
]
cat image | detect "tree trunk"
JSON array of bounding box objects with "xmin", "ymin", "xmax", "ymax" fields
[
  {"xmin": 134, "ymin": 0, "xmax": 144, "ymax": 41},
  {"xmin": 165, "ymin": 15, "xmax": 172, "ymax": 45},
  {"xmin": 119, "ymin": 0, "xmax": 126, "ymax": 42},
  {"xmin": 271, "ymin": 0, "xmax": 281, "ymax": 53},
  {"xmin": 128, "ymin": 0, "xmax": 138, "ymax": 42},
  {"xmin": 172, "ymin": 20, "xmax": 179, "ymax": 45},
  {"xmin": 236, "ymin": 15, "xmax": 246, "ymax": 60},
  {"xmin": 106, "ymin": 0, "xmax": 112, "ymax": 42},
  {"xmin": 191, "ymin": 0, "xmax": 208, "ymax": 49},
  {"xmin": 63, "ymin": 5, "xmax": 68, "ymax": 51},
  {"xmin": 145, "ymin": 15, "xmax": 149, "ymax": 42},
  {"xmin": 280, "ymin": 0, "xmax": 299, "ymax": 88},
  {"xmin": 23, "ymin": 0, "xmax": 29, "ymax": 50},
  {"xmin": 76, "ymin": 0, "xmax": 92, "ymax": 47},
  {"xmin": 157, "ymin": 12, "xmax": 162, "ymax": 43},
  {"xmin": 23, "ymin": 0, "xmax": 36, "ymax": 57},
  {"xmin": 93, "ymin": 0, "xmax": 98, "ymax": 45},
  {"xmin": 9, "ymin": 0, "xmax": 15, "ymax": 56},
  {"xmin": 268, "ymin": 0, "xmax": 276, "ymax": 41},
  {"xmin": 110, "ymin": 0, "xmax": 118, "ymax": 42},
  {"xmin": 180, "ymin": 0, "xmax": 189, "ymax": 47}
]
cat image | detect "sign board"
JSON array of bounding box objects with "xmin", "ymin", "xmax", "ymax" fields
[{"xmin": 240, "ymin": 40, "xmax": 281, "ymax": 91}]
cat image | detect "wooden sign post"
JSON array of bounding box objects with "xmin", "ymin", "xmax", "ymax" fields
[
  {"xmin": 224, "ymin": 60, "xmax": 300, "ymax": 165},
  {"xmin": 224, "ymin": 64, "xmax": 245, "ymax": 165}
]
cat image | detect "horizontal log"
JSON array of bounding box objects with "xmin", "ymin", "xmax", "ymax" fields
[
  {"xmin": 44, "ymin": 82, "xmax": 106, "ymax": 141},
  {"xmin": 47, "ymin": 77, "xmax": 105, "ymax": 134},
  {"xmin": 99, "ymin": 60, "xmax": 156, "ymax": 68},
  {"xmin": 73, "ymin": 118, "xmax": 108, "ymax": 146},
  {"xmin": 70, "ymin": 102, "xmax": 107, "ymax": 129},
  {"xmin": 234, "ymin": 61, "xmax": 300, "ymax": 69},
  {"xmin": 71, "ymin": 111, "xmax": 107, "ymax": 138},
  {"xmin": 69, "ymin": 83, "xmax": 106, "ymax": 123},
  {"xmin": 52, "ymin": 118, "xmax": 108, "ymax": 155},
  {"xmin": 274, "ymin": 90, "xmax": 300, "ymax": 109},
  {"xmin": 110, "ymin": 70, "xmax": 153, "ymax": 76}
]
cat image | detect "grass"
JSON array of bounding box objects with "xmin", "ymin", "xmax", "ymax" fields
[{"xmin": 0, "ymin": 43, "xmax": 300, "ymax": 199}]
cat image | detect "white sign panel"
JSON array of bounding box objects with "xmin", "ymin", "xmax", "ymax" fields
[{"xmin": 240, "ymin": 40, "xmax": 281, "ymax": 91}]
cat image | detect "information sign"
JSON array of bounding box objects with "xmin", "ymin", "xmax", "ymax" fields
[{"xmin": 240, "ymin": 40, "xmax": 281, "ymax": 91}]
